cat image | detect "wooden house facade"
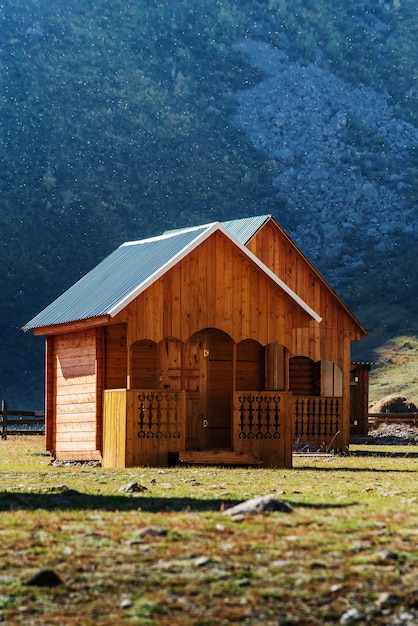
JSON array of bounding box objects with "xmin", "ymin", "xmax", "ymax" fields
[{"xmin": 24, "ymin": 216, "xmax": 366, "ymax": 468}]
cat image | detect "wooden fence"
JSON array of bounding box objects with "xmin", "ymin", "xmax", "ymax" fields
[
  {"xmin": 368, "ymin": 412, "xmax": 418, "ymax": 427},
  {"xmin": 1, "ymin": 400, "xmax": 45, "ymax": 439}
]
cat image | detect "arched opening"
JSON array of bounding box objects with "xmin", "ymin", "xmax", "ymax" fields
[
  {"xmin": 290, "ymin": 357, "xmax": 343, "ymax": 452},
  {"xmin": 131, "ymin": 340, "xmax": 158, "ymax": 389},
  {"xmin": 185, "ymin": 328, "xmax": 233, "ymax": 450},
  {"xmin": 289, "ymin": 356, "xmax": 320, "ymax": 396},
  {"xmin": 236, "ymin": 339, "xmax": 265, "ymax": 391},
  {"xmin": 321, "ymin": 360, "xmax": 343, "ymax": 397}
]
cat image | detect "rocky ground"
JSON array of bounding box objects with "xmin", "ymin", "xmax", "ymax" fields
[
  {"xmin": 369, "ymin": 423, "xmax": 418, "ymax": 445},
  {"xmin": 233, "ymin": 38, "xmax": 418, "ymax": 283}
]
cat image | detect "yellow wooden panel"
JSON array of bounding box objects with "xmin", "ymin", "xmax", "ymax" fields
[{"xmin": 102, "ymin": 390, "xmax": 127, "ymax": 468}]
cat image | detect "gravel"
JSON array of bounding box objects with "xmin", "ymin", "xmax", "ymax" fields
[{"xmin": 369, "ymin": 423, "xmax": 418, "ymax": 445}]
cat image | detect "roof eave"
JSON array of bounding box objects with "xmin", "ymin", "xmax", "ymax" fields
[
  {"xmin": 24, "ymin": 315, "xmax": 111, "ymax": 336},
  {"xmin": 108, "ymin": 222, "xmax": 219, "ymax": 317},
  {"xmin": 250, "ymin": 216, "xmax": 366, "ymax": 334},
  {"xmin": 217, "ymin": 222, "xmax": 322, "ymax": 323}
]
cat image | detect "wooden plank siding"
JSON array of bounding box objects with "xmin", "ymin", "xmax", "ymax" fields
[
  {"xmin": 37, "ymin": 220, "xmax": 366, "ymax": 466},
  {"xmin": 105, "ymin": 324, "xmax": 127, "ymax": 389},
  {"xmin": 246, "ymin": 219, "xmax": 365, "ymax": 451},
  {"xmin": 102, "ymin": 389, "xmax": 126, "ymax": 468},
  {"xmin": 51, "ymin": 329, "xmax": 101, "ymax": 460},
  {"xmin": 115, "ymin": 231, "xmax": 309, "ymax": 348},
  {"xmin": 246, "ymin": 219, "xmax": 363, "ymax": 367},
  {"xmin": 45, "ymin": 336, "xmax": 55, "ymax": 453}
]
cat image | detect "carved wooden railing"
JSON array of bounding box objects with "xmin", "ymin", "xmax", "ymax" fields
[
  {"xmin": 233, "ymin": 392, "xmax": 293, "ymax": 468},
  {"xmin": 294, "ymin": 396, "xmax": 341, "ymax": 441},
  {"xmin": 103, "ymin": 389, "xmax": 186, "ymax": 467},
  {"xmin": 137, "ymin": 391, "xmax": 183, "ymax": 440},
  {"xmin": 235, "ymin": 393, "xmax": 283, "ymax": 440}
]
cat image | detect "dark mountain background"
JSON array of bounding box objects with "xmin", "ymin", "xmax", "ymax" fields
[{"xmin": 1, "ymin": 0, "xmax": 417, "ymax": 408}]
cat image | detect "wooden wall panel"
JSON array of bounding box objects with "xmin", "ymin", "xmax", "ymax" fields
[
  {"xmin": 236, "ymin": 340, "xmax": 265, "ymax": 391},
  {"xmin": 45, "ymin": 336, "xmax": 55, "ymax": 454},
  {"xmin": 131, "ymin": 340, "xmax": 158, "ymax": 389},
  {"xmin": 53, "ymin": 329, "xmax": 100, "ymax": 460},
  {"xmin": 289, "ymin": 356, "xmax": 319, "ymax": 396},
  {"xmin": 160, "ymin": 338, "xmax": 182, "ymax": 390},
  {"xmin": 102, "ymin": 390, "xmax": 126, "ymax": 468},
  {"xmin": 240, "ymin": 256, "xmax": 252, "ymax": 340},
  {"xmin": 118, "ymin": 230, "xmax": 303, "ymax": 350},
  {"xmin": 171, "ymin": 263, "xmax": 182, "ymax": 339},
  {"xmin": 95, "ymin": 327, "xmax": 104, "ymax": 451},
  {"xmin": 104, "ymin": 324, "xmax": 128, "ymax": 389},
  {"xmin": 246, "ymin": 219, "xmax": 363, "ymax": 368}
]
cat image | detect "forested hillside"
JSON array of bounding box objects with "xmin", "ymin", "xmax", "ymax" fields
[{"xmin": 1, "ymin": 0, "xmax": 417, "ymax": 407}]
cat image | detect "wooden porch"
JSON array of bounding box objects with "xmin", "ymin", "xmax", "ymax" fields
[{"xmin": 102, "ymin": 389, "xmax": 342, "ymax": 468}]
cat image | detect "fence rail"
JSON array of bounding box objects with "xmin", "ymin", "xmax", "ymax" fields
[
  {"xmin": 1, "ymin": 400, "xmax": 45, "ymax": 439},
  {"xmin": 368, "ymin": 412, "xmax": 418, "ymax": 426},
  {"xmin": 294, "ymin": 396, "xmax": 341, "ymax": 439}
]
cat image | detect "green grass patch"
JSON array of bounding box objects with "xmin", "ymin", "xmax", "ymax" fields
[{"xmin": 0, "ymin": 437, "xmax": 417, "ymax": 624}]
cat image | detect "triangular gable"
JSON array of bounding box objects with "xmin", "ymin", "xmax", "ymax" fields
[
  {"xmin": 223, "ymin": 215, "xmax": 366, "ymax": 337},
  {"xmin": 23, "ymin": 220, "xmax": 321, "ymax": 331}
]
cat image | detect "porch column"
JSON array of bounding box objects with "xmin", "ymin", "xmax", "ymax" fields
[
  {"xmin": 266, "ymin": 343, "xmax": 288, "ymax": 390},
  {"xmin": 127, "ymin": 343, "xmax": 132, "ymax": 390}
]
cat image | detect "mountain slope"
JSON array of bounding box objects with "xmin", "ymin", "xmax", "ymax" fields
[{"xmin": 1, "ymin": 0, "xmax": 417, "ymax": 406}]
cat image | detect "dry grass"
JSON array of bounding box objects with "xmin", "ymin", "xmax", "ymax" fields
[
  {"xmin": 369, "ymin": 335, "xmax": 418, "ymax": 406},
  {"xmin": 0, "ymin": 436, "xmax": 417, "ymax": 625}
]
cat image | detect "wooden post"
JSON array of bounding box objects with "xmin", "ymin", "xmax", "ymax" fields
[{"xmin": 1, "ymin": 400, "xmax": 8, "ymax": 440}]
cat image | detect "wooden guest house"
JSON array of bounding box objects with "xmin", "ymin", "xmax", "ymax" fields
[{"xmin": 24, "ymin": 215, "xmax": 366, "ymax": 468}]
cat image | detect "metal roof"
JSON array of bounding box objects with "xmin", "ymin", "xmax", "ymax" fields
[
  {"xmin": 222, "ymin": 215, "xmax": 270, "ymax": 244},
  {"xmin": 24, "ymin": 225, "xmax": 213, "ymax": 330},
  {"xmin": 23, "ymin": 218, "xmax": 321, "ymax": 331}
]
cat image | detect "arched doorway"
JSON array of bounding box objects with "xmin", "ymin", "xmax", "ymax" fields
[{"xmin": 185, "ymin": 328, "xmax": 233, "ymax": 450}]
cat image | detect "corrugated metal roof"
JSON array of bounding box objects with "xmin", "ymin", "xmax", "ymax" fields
[
  {"xmin": 24, "ymin": 225, "xmax": 212, "ymax": 330},
  {"xmin": 222, "ymin": 215, "xmax": 270, "ymax": 244},
  {"xmin": 24, "ymin": 216, "xmax": 322, "ymax": 331}
]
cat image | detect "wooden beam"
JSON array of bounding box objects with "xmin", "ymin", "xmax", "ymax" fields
[{"xmin": 32, "ymin": 316, "xmax": 111, "ymax": 336}]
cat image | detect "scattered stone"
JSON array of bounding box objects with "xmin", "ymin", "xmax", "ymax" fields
[
  {"xmin": 339, "ymin": 607, "xmax": 363, "ymax": 624},
  {"xmin": 378, "ymin": 549, "xmax": 401, "ymax": 562},
  {"xmin": 370, "ymin": 423, "xmax": 418, "ymax": 445},
  {"xmin": 120, "ymin": 598, "xmax": 133, "ymax": 609},
  {"xmin": 135, "ymin": 525, "xmax": 168, "ymax": 538},
  {"xmin": 407, "ymin": 590, "xmax": 418, "ymax": 609},
  {"xmin": 224, "ymin": 495, "xmax": 292, "ymax": 517},
  {"xmin": 375, "ymin": 592, "xmax": 403, "ymax": 609},
  {"xmin": 150, "ymin": 478, "xmax": 157, "ymax": 485},
  {"xmin": 51, "ymin": 460, "xmax": 101, "ymax": 468},
  {"xmin": 233, "ymin": 39, "xmax": 418, "ymax": 273},
  {"xmin": 25, "ymin": 569, "xmax": 63, "ymax": 587},
  {"xmin": 118, "ymin": 481, "xmax": 147, "ymax": 493},
  {"xmin": 58, "ymin": 489, "xmax": 80, "ymax": 497},
  {"xmin": 43, "ymin": 484, "xmax": 70, "ymax": 492},
  {"xmin": 271, "ymin": 560, "xmax": 292, "ymax": 569},
  {"xmin": 194, "ymin": 556, "xmax": 212, "ymax": 567}
]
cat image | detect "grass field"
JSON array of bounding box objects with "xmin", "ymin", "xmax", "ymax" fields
[
  {"xmin": 0, "ymin": 436, "xmax": 417, "ymax": 625},
  {"xmin": 369, "ymin": 335, "xmax": 418, "ymax": 406}
]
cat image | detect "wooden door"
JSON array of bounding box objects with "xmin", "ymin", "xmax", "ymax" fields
[
  {"xmin": 185, "ymin": 329, "xmax": 233, "ymax": 450},
  {"xmin": 206, "ymin": 329, "xmax": 233, "ymax": 448},
  {"xmin": 185, "ymin": 333, "xmax": 207, "ymax": 449}
]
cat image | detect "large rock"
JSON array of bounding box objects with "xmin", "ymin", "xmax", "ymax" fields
[
  {"xmin": 224, "ymin": 495, "xmax": 292, "ymax": 517},
  {"xmin": 369, "ymin": 394, "xmax": 418, "ymax": 413}
]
